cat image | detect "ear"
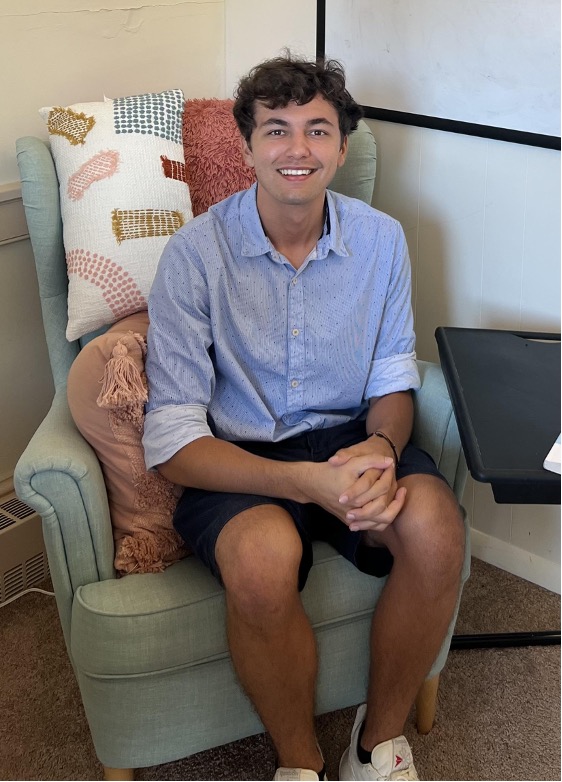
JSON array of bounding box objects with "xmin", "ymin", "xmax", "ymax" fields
[
  {"xmin": 240, "ymin": 136, "xmax": 255, "ymax": 169},
  {"xmin": 337, "ymin": 135, "xmax": 349, "ymax": 169}
]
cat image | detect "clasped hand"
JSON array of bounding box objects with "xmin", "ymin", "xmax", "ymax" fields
[{"xmin": 308, "ymin": 439, "xmax": 407, "ymax": 533}]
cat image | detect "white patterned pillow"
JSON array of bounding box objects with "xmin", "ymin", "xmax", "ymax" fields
[{"xmin": 40, "ymin": 89, "xmax": 192, "ymax": 341}]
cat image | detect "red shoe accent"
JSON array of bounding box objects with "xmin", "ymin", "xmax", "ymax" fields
[{"xmin": 395, "ymin": 755, "xmax": 403, "ymax": 767}]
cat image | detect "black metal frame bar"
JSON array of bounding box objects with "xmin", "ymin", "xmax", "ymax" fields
[{"xmin": 451, "ymin": 631, "xmax": 560, "ymax": 650}]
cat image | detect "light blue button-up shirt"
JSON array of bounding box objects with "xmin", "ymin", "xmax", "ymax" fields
[{"xmin": 143, "ymin": 184, "xmax": 419, "ymax": 470}]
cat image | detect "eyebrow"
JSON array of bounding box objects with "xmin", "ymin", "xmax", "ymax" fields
[{"xmin": 259, "ymin": 117, "xmax": 336, "ymax": 129}]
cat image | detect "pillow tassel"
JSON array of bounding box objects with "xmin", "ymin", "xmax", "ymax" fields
[{"xmin": 97, "ymin": 337, "xmax": 147, "ymax": 409}]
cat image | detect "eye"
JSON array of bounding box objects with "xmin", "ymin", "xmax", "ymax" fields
[
  {"xmin": 267, "ymin": 129, "xmax": 285, "ymax": 136},
  {"xmin": 310, "ymin": 129, "xmax": 328, "ymax": 136}
]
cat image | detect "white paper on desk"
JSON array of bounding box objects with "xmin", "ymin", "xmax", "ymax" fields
[{"xmin": 543, "ymin": 434, "xmax": 561, "ymax": 474}]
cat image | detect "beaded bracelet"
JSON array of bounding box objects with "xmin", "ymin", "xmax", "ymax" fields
[{"xmin": 372, "ymin": 430, "xmax": 399, "ymax": 465}]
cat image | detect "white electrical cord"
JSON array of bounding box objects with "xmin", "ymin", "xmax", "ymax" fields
[{"xmin": 0, "ymin": 586, "xmax": 55, "ymax": 609}]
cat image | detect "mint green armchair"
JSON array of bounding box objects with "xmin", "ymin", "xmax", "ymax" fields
[{"xmin": 14, "ymin": 118, "xmax": 469, "ymax": 780}]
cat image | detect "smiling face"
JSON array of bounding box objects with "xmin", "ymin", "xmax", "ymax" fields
[{"xmin": 241, "ymin": 95, "xmax": 348, "ymax": 218}]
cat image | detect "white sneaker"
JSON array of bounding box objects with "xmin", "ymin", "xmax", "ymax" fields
[
  {"xmin": 339, "ymin": 705, "xmax": 419, "ymax": 781},
  {"xmin": 273, "ymin": 768, "xmax": 327, "ymax": 781}
]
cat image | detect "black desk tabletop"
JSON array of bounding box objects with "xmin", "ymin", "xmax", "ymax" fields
[{"xmin": 435, "ymin": 327, "xmax": 561, "ymax": 504}]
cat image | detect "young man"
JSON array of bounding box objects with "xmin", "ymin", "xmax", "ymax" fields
[{"xmin": 143, "ymin": 54, "xmax": 465, "ymax": 781}]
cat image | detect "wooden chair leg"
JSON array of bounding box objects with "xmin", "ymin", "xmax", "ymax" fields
[
  {"xmin": 103, "ymin": 767, "xmax": 134, "ymax": 781},
  {"xmin": 415, "ymin": 674, "xmax": 440, "ymax": 734}
]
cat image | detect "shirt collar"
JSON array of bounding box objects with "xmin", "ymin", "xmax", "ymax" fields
[
  {"xmin": 240, "ymin": 184, "xmax": 349, "ymax": 260},
  {"xmin": 318, "ymin": 189, "xmax": 349, "ymax": 259}
]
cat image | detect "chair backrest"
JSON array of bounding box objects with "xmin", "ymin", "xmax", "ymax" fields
[
  {"xmin": 330, "ymin": 119, "xmax": 377, "ymax": 204},
  {"xmin": 16, "ymin": 118, "xmax": 376, "ymax": 390},
  {"xmin": 17, "ymin": 135, "xmax": 78, "ymax": 391}
]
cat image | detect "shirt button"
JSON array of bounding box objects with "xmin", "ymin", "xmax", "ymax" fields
[
  {"xmin": 292, "ymin": 328, "xmax": 300, "ymax": 337},
  {"xmin": 291, "ymin": 380, "xmax": 299, "ymax": 388},
  {"xmin": 292, "ymin": 278, "xmax": 298, "ymax": 285}
]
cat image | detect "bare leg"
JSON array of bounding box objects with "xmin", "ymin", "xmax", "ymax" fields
[
  {"xmin": 361, "ymin": 475, "xmax": 465, "ymax": 750},
  {"xmin": 215, "ymin": 505, "xmax": 323, "ymax": 772}
]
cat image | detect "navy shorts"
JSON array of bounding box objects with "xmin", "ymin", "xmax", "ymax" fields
[{"xmin": 173, "ymin": 419, "xmax": 447, "ymax": 590}]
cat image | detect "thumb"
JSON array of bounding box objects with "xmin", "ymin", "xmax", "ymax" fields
[
  {"xmin": 328, "ymin": 450, "xmax": 351, "ymax": 465},
  {"xmin": 359, "ymin": 454, "xmax": 394, "ymax": 473},
  {"xmin": 395, "ymin": 485, "xmax": 408, "ymax": 505}
]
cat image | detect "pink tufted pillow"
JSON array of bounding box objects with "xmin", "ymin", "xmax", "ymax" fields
[
  {"xmin": 182, "ymin": 98, "xmax": 256, "ymax": 216},
  {"xmin": 67, "ymin": 311, "xmax": 189, "ymax": 575}
]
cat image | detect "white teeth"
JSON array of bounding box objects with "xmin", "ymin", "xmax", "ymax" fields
[{"xmin": 279, "ymin": 169, "xmax": 313, "ymax": 176}]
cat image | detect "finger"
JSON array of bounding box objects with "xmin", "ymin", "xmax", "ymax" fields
[
  {"xmin": 328, "ymin": 450, "xmax": 352, "ymax": 465},
  {"xmin": 350, "ymin": 454, "xmax": 394, "ymax": 477},
  {"xmin": 348, "ymin": 486, "xmax": 407, "ymax": 531},
  {"xmin": 328, "ymin": 444, "xmax": 368, "ymax": 465},
  {"xmin": 348, "ymin": 519, "xmax": 392, "ymax": 533},
  {"xmin": 346, "ymin": 494, "xmax": 389, "ymax": 523},
  {"xmin": 339, "ymin": 467, "xmax": 384, "ymax": 505},
  {"xmin": 342, "ymin": 464, "xmax": 395, "ymax": 508},
  {"xmin": 348, "ymin": 486, "xmax": 407, "ymax": 529},
  {"xmin": 330, "ymin": 450, "xmax": 393, "ymax": 471}
]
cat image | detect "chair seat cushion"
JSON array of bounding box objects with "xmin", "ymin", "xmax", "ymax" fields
[{"xmin": 71, "ymin": 541, "xmax": 386, "ymax": 677}]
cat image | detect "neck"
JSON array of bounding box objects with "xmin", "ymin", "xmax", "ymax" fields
[{"xmin": 257, "ymin": 189, "xmax": 327, "ymax": 269}]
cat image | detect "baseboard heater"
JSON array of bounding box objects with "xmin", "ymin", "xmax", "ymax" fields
[{"xmin": 0, "ymin": 492, "xmax": 49, "ymax": 604}]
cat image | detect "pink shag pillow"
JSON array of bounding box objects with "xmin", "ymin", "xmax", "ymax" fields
[
  {"xmin": 67, "ymin": 311, "xmax": 188, "ymax": 575},
  {"xmin": 182, "ymin": 98, "xmax": 256, "ymax": 216}
]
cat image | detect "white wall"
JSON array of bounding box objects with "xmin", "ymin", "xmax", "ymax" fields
[
  {"xmin": 224, "ymin": 0, "xmax": 316, "ymax": 97},
  {"xmin": 1, "ymin": 0, "xmax": 225, "ymax": 184},
  {"xmin": 1, "ymin": 0, "xmax": 559, "ymax": 590}
]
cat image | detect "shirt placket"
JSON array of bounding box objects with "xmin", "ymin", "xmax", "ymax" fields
[{"xmin": 286, "ymin": 272, "xmax": 305, "ymax": 412}]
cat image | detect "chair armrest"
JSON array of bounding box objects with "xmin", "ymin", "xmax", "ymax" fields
[
  {"xmin": 14, "ymin": 387, "xmax": 116, "ymax": 594},
  {"xmin": 412, "ymin": 360, "xmax": 468, "ymax": 501}
]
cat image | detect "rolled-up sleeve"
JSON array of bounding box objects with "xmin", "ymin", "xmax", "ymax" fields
[
  {"xmin": 364, "ymin": 224, "xmax": 420, "ymax": 399},
  {"xmin": 365, "ymin": 352, "xmax": 419, "ymax": 399},
  {"xmin": 143, "ymin": 404, "xmax": 212, "ymax": 470}
]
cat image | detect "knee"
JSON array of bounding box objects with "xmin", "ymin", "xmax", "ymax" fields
[
  {"xmin": 395, "ymin": 477, "xmax": 465, "ymax": 584},
  {"xmin": 424, "ymin": 489, "xmax": 464, "ymax": 576},
  {"xmin": 216, "ymin": 514, "xmax": 303, "ymax": 618}
]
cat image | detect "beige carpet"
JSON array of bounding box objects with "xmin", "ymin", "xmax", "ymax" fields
[{"xmin": 1, "ymin": 557, "xmax": 560, "ymax": 781}]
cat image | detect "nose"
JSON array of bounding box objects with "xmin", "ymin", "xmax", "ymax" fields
[{"xmin": 286, "ymin": 131, "xmax": 311, "ymax": 159}]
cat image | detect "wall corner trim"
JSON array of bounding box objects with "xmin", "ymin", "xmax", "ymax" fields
[
  {"xmin": 470, "ymin": 527, "xmax": 561, "ymax": 594},
  {"xmin": 0, "ymin": 182, "xmax": 28, "ymax": 245}
]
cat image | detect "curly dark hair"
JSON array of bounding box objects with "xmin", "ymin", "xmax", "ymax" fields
[{"xmin": 233, "ymin": 52, "xmax": 364, "ymax": 143}]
